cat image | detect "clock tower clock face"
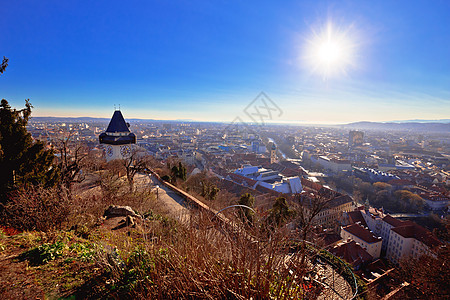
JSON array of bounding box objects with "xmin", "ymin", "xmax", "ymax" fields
[
  {"xmin": 120, "ymin": 145, "xmax": 132, "ymax": 158},
  {"xmin": 106, "ymin": 145, "xmax": 113, "ymax": 157}
]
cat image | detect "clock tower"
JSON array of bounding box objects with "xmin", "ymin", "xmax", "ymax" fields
[{"xmin": 99, "ymin": 110, "xmax": 136, "ymax": 162}]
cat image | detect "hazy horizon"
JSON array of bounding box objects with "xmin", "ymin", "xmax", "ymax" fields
[{"xmin": 29, "ymin": 114, "xmax": 450, "ymax": 127}]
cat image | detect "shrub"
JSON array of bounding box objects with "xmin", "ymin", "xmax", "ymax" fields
[
  {"xmin": 161, "ymin": 175, "xmax": 171, "ymax": 182},
  {"xmin": 21, "ymin": 241, "xmax": 66, "ymax": 265},
  {"xmin": 0, "ymin": 225, "xmax": 21, "ymax": 236},
  {"xmin": 98, "ymin": 215, "xmax": 323, "ymax": 299},
  {"xmin": 0, "ymin": 186, "xmax": 71, "ymax": 232}
]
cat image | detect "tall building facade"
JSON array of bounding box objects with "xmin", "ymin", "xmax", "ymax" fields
[{"xmin": 99, "ymin": 110, "xmax": 136, "ymax": 162}]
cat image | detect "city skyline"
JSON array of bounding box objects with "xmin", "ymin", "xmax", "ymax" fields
[{"xmin": 1, "ymin": 1, "xmax": 449, "ymax": 124}]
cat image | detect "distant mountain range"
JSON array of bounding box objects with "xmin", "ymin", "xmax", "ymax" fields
[
  {"xmin": 343, "ymin": 121, "xmax": 450, "ymax": 133},
  {"xmin": 390, "ymin": 119, "xmax": 450, "ymax": 123}
]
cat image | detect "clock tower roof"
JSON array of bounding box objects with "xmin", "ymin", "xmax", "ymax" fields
[
  {"xmin": 106, "ymin": 110, "xmax": 130, "ymax": 133},
  {"xmin": 99, "ymin": 110, "xmax": 136, "ymax": 145}
]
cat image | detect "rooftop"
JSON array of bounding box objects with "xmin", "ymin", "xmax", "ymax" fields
[
  {"xmin": 391, "ymin": 223, "xmax": 442, "ymax": 249},
  {"xmin": 106, "ymin": 110, "xmax": 131, "ymax": 133},
  {"xmin": 346, "ymin": 210, "xmax": 368, "ymax": 227},
  {"xmin": 342, "ymin": 223, "xmax": 381, "ymax": 244},
  {"xmin": 382, "ymin": 215, "xmax": 408, "ymax": 227},
  {"xmin": 331, "ymin": 240, "xmax": 373, "ymax": 267}
]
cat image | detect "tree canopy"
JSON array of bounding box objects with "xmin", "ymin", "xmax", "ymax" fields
[
  {"xmin": 267, "ymin": 197, "xmax": 296, "ymax": 227},
  {"xmin": 238, "ymin": 193, "xmax": 255, "ymax": 224},
  {"xmin": 0, "ymin": 57, "xmax": 8, "ymax": 75},
  {"xmin": 0, "ymin": 99, "xmax": 58, "ymax": 199}
]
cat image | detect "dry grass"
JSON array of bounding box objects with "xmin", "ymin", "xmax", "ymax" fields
[
  {"xmin": 93, "ymin": 211, "xmax": 322, "ymax": 299},
  {"xmin": 0, "ymin": 186, "xmax": 71, "ymax": 232}
]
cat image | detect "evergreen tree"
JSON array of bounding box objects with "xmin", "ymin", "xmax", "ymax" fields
[
  {"xmin": 267, "ymin": 197, "xmax": 296, "ymax": 227},
  {"xmin": 238, "ymin": 193, "xmax": 255, "ymax": 224},
  {"xmin": 170, "ymin": 161, "xmax": 187, "ymax": 183},
  {"xmin": 178, "ymin": 162, "xmax": 186, "ymax": 181},
  {"xmin": 200, "ymin": 180, "xmax": 219, "ymax": 201},
  {"xmin": 0, "ymin": 57, "xmax": 8, "ymax": 75},
  {"xmin": 0, "ymin": 99, "xmax": 58, "ymax": 200}
]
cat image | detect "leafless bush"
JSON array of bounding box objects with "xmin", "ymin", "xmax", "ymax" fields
[
  {"xmin": 1, "ymin": 186, "xmax": 71, "ymax": 232},
  {"xmin": 101, "ymin": 212, "xmax": 322, "ymax": 299}
]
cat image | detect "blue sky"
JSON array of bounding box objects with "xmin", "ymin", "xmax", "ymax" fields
[{"xmin": 1, "ymin": 0, "xmax": 449, "ymax": 123}]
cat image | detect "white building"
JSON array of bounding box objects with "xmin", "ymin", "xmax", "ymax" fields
[
  {"xmin": 344, "ymin": 207, "xmax": 442, "ymax": 263},
  {"xmin": 386, "ymin": 222, "xmax": 442, "ymax": 264},
  {"xmin": 341, "ymin": 223, "xmax": 382, "ymax": 259},
  {"xmin": 311, "ymin": 155, "xmax": 352, "ymax": 173},
  {"xmin": 421, "ymin": 193, "xmax": 449, "ymax": 211},
  {"xmin": 234, "ymin": 164, "xmax": 302, "ymax": 194}
]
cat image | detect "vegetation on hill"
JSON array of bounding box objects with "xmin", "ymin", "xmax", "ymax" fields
[
  {"xmin": 393, "ymin": 246, "xmax": 450, "ymax": 299},
  {"xmin": 237, "ymin": 193, "xmax": 255, "ymax": 224},
  {"xmin": 325, "ymin": 175, "xmax": 426, "ymax": 213},
  {"xmin": 0, "ymin": 99, "xmax": 59, "ymax": 200}
]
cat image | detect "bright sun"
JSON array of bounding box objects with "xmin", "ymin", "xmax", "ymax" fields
[
  {"xmin": 318, "ymin": 40, "xmax": 342, "ymax": 65},
  {"xmin": 304, "ymin": 22, "xmax": 356, "ymax": 79}
]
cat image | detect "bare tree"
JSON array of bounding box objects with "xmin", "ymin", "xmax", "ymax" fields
[
  {"xmin": 122, "ymin": 148, "xmax": 151, "ymax": 192},
  {"xmin": 54, "ymin": 131, "xmax": 89, "ymax": 192},
  {"xmin": 293, "ymin": 191, "xmax": 335, "ymax": 272},
  {"xmin": 98, "ymin": 159, "xmax": 125, "ymax": 200},
  {"xmin": 394, "ymin": 246, "xmax": 450, "ymax": 299}
]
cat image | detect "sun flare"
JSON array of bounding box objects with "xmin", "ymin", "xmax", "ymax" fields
[{"xmin": 304, "ymin": 21, "xmax": 357, "ymax": 79}]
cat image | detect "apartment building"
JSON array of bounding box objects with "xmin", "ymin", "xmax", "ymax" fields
[
  {"xmin": 313, "ymin": 194, "xmax": 354, "ymax": 228},
  {"xmin": 343, "ymin": 207, "xmax": 442, "ymax": 263},
  {"xmin": 301, "ymin": 178, "xmax": 354, "ymax": 228},
  {"xmin": 341, "ymin": 223, "xmax": 382, "ymax": 259},
  {"xmin": 386, "ymin": 222, "xmax": 442, "ymax": 264}
]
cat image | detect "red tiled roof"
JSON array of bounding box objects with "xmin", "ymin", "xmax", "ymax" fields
[
  {"xmin": 301, "ymin": 178, "xmax": 323, "ymax": 192},
  {"xmin": 391, "ymin": 223, "xmax": 442, "ymax": 249},
  {"xmin": 330, "ymin": 194, "xmax": 353, "ymax": 207},
  {"xmin": 280, "ymin": 169, "xmax": 299, "ymax": 177},
  {"xmin": 319, "ymin": 232, "xmax": 342, "ymax": 247},
  {"xmin": 255, "ymin": 184, "xmax": 280, "ymax": 196},
  {"xmin": 265, "ymin": 163, "xmax": 285, "ymax": 172},
  {"xmin": 279, "ymin": 160, "xmax": 300, "ymax": 169},
  {"xmin": 331, "ymin": 240, "xmax": 373, "ymax": 267},
  {"xmin": 342, "ymin": 223, "xmax": 381, "ymax": 244},
  {"xmin": 382, "ymin": 215, "xmax": 406, "ymax": 227},
  {"xmin": 347, "ymin": 211, "xmax": 368, "ymax": 227}
]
